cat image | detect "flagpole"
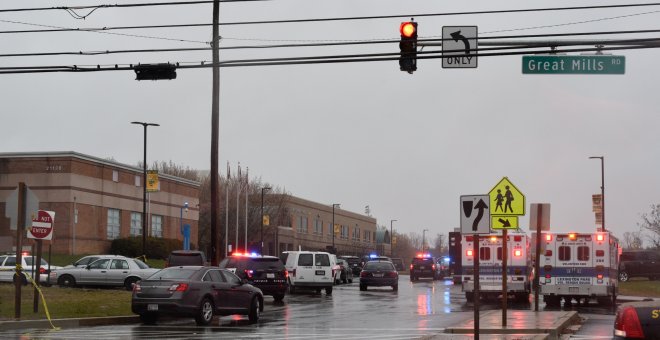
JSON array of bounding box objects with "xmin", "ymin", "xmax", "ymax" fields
[
  {"xmin": 244, "ymin": 167, "xmax": 249, "ymax": 252},
  {"xmin": 225, "ymin": 162, "xmax": 230, "ymax": 257}
]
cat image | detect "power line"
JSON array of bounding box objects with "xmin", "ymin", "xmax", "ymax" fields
[
  {"xmin": 0, "ymin": 0, "xmax": 265, "ymax": 14},
  {"xmin": 1, "ymin": 29, "xmax": 659, "ymax": 59},
  {"xmin": 0, "ymin": 44, "xmax": 657, "ymax": 74}
]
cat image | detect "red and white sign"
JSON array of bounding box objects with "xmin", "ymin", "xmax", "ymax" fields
[{"xmin": 27, "ymin": 210, "xmax": 55, "ymax": 240}]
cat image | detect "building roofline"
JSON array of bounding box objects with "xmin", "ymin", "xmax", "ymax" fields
[{"xmin": 0, "ymin": 151, "xmax": 200, "ymax": 187}]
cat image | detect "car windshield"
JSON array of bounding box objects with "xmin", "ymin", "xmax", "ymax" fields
[
  {"xmin": 364, "ymin": 262, "xmax": 395, "ymax": 271},
  {"xmin": 148, "ymin": 268, "xmax": 197, "ymax": 280},
  {"xmin": 345, "ymin": 258, "xmax": 360, "ymax": 265},
  {"xmin": 134, "ymin": 259, "xmax": 150, "ymax": 269}
]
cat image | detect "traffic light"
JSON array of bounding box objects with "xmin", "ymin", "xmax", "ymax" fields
[
  {"xmin": 399, "ymin": 21, "xmax": 418, "ymax": 74},
  {"xmin": 134, "ymin": 63, "xmax": 177, "ymax": 80}
]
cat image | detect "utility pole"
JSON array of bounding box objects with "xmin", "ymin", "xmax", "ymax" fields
[{"xmin": 210, "ymin": 0, "xmax": 220, "ymax": 265}]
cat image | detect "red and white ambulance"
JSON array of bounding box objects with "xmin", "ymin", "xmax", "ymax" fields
[
  {"xmin": 461, "ymin": 231, "xmax": 532, "ymax": 302},
  {"xmin": 539, "ymin": 231, "xmax": 620, "ymax": 306}
]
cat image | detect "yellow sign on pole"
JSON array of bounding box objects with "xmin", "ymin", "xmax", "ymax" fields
[
  {"xmin": 334, "ymin": 224, "xmax": 340, "ymax": 235},
  {"xmin": 491, "ymin": 216, "xmax": 519, "ymax": 229},
  {"xmin": 489, "ymin": 177, "xmax": 525, "ymax": 216},
  {"xmin": 263, "ymin": 215, "xmax": 270, "ymax": 226},
  {"xmin": 146, "ymin": 170, "xmax": 159, "ymax": 192}
]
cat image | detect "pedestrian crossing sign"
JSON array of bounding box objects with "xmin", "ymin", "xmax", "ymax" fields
[{"xmin": 488, "ymin": 177, "xmax": 525, "ymax": 216}]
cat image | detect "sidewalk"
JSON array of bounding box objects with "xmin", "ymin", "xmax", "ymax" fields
[{"xmin": 432, "ymin": 310, "xmax": 579, "ymax": 340}]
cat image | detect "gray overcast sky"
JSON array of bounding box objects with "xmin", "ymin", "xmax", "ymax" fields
[{"xmin": 2, "ymin": 1, "xmax": 660, "ymax": 241}]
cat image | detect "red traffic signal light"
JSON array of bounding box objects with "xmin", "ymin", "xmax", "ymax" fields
[
  {"xmin": 400, "ymin": 22, "xmax": 417, "ymax": 39},
  {"xmin": 399, "ymin": 21, "xmax": 418, "ymax": 74}
]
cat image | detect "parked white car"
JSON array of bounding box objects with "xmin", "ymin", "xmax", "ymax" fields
[
  {"xmin": 50, "ymin": 255, "xmax": 159, "ymax": 290},
  {"xmin": 0, "ymin": 254, "xmax": 62, "ymax": 284}
]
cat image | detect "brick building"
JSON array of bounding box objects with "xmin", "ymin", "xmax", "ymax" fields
[{"xmin": 0, "ymin": 152, "xmax": 200, "ymax": 255}]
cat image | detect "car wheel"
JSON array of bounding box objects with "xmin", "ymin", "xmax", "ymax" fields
[
  {"xmin": 248, "ymin": 297, "xmax": 260, "ymax": 323},
  {"xmin": 58, "ymin": 274, "xmax": 76, "ymax": 288},
  {"xmin": 359, "ymin": 284, "xmax": 367, "ymax": 291},
  {"xmin": 195, "ymin": 297, "xmax": 214, "ymax": 326},
  {"xmin": 619, "ymin": 271, "xmax": 629, "ymax": 282},
  {"xmin": 273, "ymin": 293, "xmax": 285, "ymax": 302},
  {"xmin": 465, "ymin": 292, "xmax": 474, "ymax": 302},
  {"xmin": 124, "ymin": 277, "xmax": 139, "ymax": 291},
  {"xmin": 348, "ymin": 278, "xmax": 353, "ymax": 284},
  {"xmin": 139, "ymin": 313, "xmax": 158, "ymax": 325},
  {"xmin": 342, "ymin": 276, "xmax": 347, "ymax": 284},
  {"xmin": 288, "ymin": 280, "xmax": 296, "ymax": 294},
  {"xmin": 325, "ymin": 286, "xmax": 333, "ymax": 295},
  {"xmin": 393, "ymin": 285, "xmax": 398, "ymax": 291}
]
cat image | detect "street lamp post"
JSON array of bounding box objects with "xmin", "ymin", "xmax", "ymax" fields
[
  {"xmin": 131, "ymin": 121, "xmax": 159, "ymax": 256},
  {"xmin": 390, "ymin": 219, "xmax": 397, "ymax": 257},
  {"xmin": 422, "ymin": 229, "xmax": 429, "ymax": 253},
  {"xmin": 180, "ymin": 202, "xmax": 190, "ymax": 250},
  {"xmin": 589, "ymin": 156, "xmax": 605, "ymax": 232},
  {"xmin": 261, "ymin": 186, "xmax": 271, "ymax": 255},
  {"xmin": 332, "ymin": 204, "xmax": 340, "ymax": 252}
]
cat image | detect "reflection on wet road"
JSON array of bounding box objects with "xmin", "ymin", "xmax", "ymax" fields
[{"xmin": 2, "ymin": 275, "xmax": 617, "ymax": 339}]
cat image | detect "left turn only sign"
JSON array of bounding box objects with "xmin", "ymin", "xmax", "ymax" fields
[{"xmin": 28, "ymin": 210, "xmax": 55, "ymax": 240}]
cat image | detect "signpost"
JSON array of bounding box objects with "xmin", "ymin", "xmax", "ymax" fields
[
  {"xmin": 488, "ymin": 177, "xmax": 526, "ymax": 327},
  {"xmin": 27, "ymin": 210, "xmax": 55, "ymax": 313},
  {"xmin": 460, "ymin": 194, "xmax": 489, "ymax": 340},
  {"xmin": 522, "ymin": 55, "xmax": 625, "ymax": 74},
  {"xmin": 442, "ymin": 26, "xmax": 478, "ymax": 68},
  {"xmin": 530, "ymin": 203, "xmax": 550, "ymax": 312}
]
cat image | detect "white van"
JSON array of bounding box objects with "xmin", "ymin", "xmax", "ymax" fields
[{"xmin": 280, "ymin": 251, "xmax": 334, "ymax": 295}]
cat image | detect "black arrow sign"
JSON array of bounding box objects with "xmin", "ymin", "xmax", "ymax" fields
[
  {"xmin": 472, "ymin": 199, "xmax": 488, "ymax": 231},
  {"xmin": 450, "ymin": 30, "xmax": 470, "ymax": 55},
  {"xmin": 498, "ymin": 218, "xmax": 511, "ymax": 228}
]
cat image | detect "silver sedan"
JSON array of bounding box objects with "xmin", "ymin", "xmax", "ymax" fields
[{"xmin": 50, "ymin": 256, "xmax": 160, "ymax": 290}]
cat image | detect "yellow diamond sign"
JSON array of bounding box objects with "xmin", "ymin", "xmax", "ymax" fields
[{"xmin": 489, "ymin": 177, "xmax": 525, "ymax": 216}]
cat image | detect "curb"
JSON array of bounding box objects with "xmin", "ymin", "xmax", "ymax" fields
[
  {"xmin": 0, "ymin": 316, "xmax": 140, "ymax": 331},
  {"xmin": 443, "ymin": 311, "xmax": 580, "ymax": 340}
]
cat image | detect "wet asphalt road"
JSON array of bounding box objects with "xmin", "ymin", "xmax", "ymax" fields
[{"xmin": 3, "ymin": 275, "xmax": 618, "ymax": 339}]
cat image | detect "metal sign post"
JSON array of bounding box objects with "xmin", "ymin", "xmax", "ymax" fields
[
  {"xmin": 474, "ymin": 234, "xmax": 480, "ymax": 340},
  {"xmin": 502, "ymin": 229, "xmax": 508, "ymax": 326},
  {"xmin": 14, "ymin": 182, "xmax": 26, "ymax": 319}
]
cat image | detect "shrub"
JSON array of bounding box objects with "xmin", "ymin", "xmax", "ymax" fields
[{"xmin": 110, "ymin": 237, "xmax": 188, "ymax": 260}]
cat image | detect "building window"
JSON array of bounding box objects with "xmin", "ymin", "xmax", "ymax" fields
[
  {"xmin": 352, "ymin": 226, "xmax": 360, "ymax": 241},
  {"xmin": 364, "ymin": 231, "xmax": 371, "ymax": 243},
  {"xmin": 297, "ymin": 216, "xmax": 308, "ymax": 233},
  {"xmin": 135, "ymin": 175, "xmax": 141, "ymax": 187},
  {"xmin": 130, "ymin": 212, "xmax": 142, "ymax": 236},
  {"xmin": 340, "ymin": 225, "xmax": 349, "ymax": 239},
  {"xmin": 151, "ymin": 215, "xmax": 163, "ymax": 238},
  {"xmin": 313, "ymin": 218, "xmax": 323, "ymax": 234},
  {"xmin": 328, "ymin": 222, "xmax": 333, "ymax": 236},
  {"xmin": 107, "ymin": 209, "xmax": 120, "ymax": 239},
  {"xmin": 112, "ymin": 170, "xmax": 119, "ymax": 182}
]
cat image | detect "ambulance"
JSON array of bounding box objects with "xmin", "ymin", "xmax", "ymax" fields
[
  {"xmin": 539, "ymin": 231, "xmax": 620, "ymax": 306},
  {"xmin": 461, "ymin": 231, "xmax": 532, "ymax": 302}
]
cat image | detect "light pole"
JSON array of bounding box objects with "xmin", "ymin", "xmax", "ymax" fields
[
  {"xmin": 261, "ymin": 186, "xmax": 271, "ymax": 254},
  {"xmin": 180, "ymin": 201, "xmax": 189, "ymax": 249},
  {"xmin": 332, "ymin": 204, "xmax": 340, "ymax": 252},
  {"xmin": 132, "ymin": 121, "xmax": 159, "ymax": 256},
  {"xmin": 589, "ymin": 156, "xmax": 605, "ymax": 232},
  {"xmin": 422, "ymin": 229, "xmax": 429, "ymax": 253},
  {"xmin": 390, "ymin": 219, "xmax": 397, "ymax": 257}
]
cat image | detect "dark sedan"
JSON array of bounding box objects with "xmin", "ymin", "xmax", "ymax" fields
[
  {"xmin": 132, "ymin": 266, "xmax": 264, "ymax": 326},
  {"xmin": 614, "ymin": 300, "xmax": 660, "ymax": 339},
  {"xmin": 359, "ymin": 260, "xmax": 398, "ymax": 291}
]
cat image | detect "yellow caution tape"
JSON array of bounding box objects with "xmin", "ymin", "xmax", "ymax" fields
[{"xmin": 23, "ymin": 271, "xmax": 60, "ymax": 331}]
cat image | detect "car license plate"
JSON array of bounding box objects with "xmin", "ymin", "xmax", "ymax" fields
[
  {"xmin": 315, "ymin": 270, "xmax": 325, "ymax": 275},
  {"xmin": 147, "ymin": 304, "xmax": 158, "ymax": 311},
  {"xmin": 373, "ymin": 273, "xmax": 384, "ymax": 277},
  {"xmin": 266, "ymin": 273, "xmax": 275, "ymax": 279},
  {"xmin": 420, "ymin": 266, "xmax": 425, "ymax": 269}
]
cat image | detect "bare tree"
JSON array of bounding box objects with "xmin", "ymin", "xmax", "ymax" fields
[
  {"xmin": 622, "ymin": 231, "xmax": 644, "ymax": 250},
  {"xmin": 639, "ymin": 204, "xmax": 660, "ymax": 249}
]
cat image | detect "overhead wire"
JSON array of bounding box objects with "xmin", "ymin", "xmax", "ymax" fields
[{"xmin": 0, "ymin": 0, "xmax": 266, "ymax": 14}]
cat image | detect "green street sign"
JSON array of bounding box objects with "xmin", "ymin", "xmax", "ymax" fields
[{"xmin": 522, "ymin": 55, "xmax": 625, "ymax": 74}]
